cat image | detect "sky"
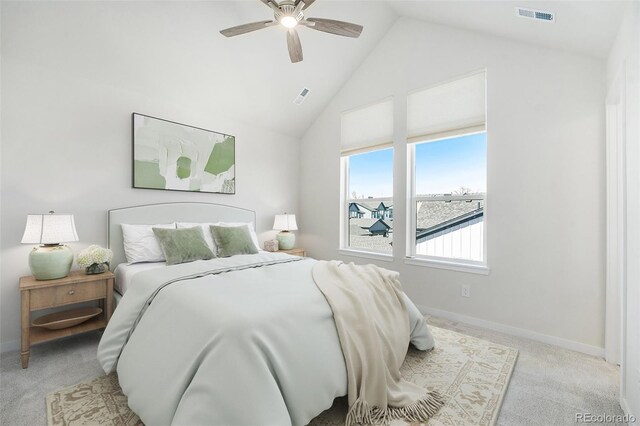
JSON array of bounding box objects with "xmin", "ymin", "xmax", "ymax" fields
[{"xmin": 349, "ymin": 132, "xmax": 486, "ymax": 198}]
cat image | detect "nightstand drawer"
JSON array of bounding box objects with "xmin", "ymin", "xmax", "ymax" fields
[
  {"xmin": 30, "ymin": 281, "xmax": 106, "ymax": 309},
  {"xmin": 279, "ymin": 248, "xmax": 306, "ymax": 257}
]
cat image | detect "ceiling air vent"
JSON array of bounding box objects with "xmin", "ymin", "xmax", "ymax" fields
[
  {"xmin": 516, "ymin": 7, "xmax": 555, "ymax": 23},
  {"xmin": 293, "ymin": 87, "xmax": 310, "ymax": 105}
]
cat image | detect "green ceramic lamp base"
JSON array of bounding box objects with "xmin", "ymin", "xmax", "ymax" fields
[
  {"xmin": 276, "ymin": 231, "xmax": 296, "ymax": 250},
  {"xmin": 29, "ymin": 244, "xmax": 74, "ymax": 280}
]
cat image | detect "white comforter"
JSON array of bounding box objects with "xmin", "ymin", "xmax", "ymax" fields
[{"xmin": 97, "ymin": 252, "xmax": 433, "ymax": 426}]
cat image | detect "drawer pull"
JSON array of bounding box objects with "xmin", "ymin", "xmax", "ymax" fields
[{"xmin": 68, "ymin": 290, "xmax": 75, "ymax": 295}]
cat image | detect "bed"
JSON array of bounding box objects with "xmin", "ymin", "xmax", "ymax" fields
[{"xmin": 98, "ymin": 202, "xmax": 435, "ymax": 425}]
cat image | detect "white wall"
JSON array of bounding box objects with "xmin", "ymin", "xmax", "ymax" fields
[
  {"xmin": 300, "ymin": 18, "xmax": 606, "ymax": 352},
  {"xmin": 607, "ymin": 2, "xmax": 640, "ymax": 418},
  {"xmin": 0, "ymin": 3, "xmax": 300, "ymax": 351}
]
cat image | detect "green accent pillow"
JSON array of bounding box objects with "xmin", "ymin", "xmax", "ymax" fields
[
  {"xmin": 152, "ymin": 226, "xmax": 215, "ymax": 265},
  {"xmin": 210, "ymin": 225, "xmax": 259, "ymax": 257}
]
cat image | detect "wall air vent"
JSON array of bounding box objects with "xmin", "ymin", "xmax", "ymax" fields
[
  {"xmin": 516, "ymin": 7, "xmax": 555, "ymax": 23},
  {"xmin": 293, "ymin": 87, "xmax": 310, "ymax": 105}
]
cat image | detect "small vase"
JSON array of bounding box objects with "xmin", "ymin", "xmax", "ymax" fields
[{"xmin": 85, "ymin": 263, "xmax": 107, "ymax": 275}]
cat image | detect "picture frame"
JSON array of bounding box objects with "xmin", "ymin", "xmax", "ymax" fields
[{"xmin": 132, "ymin": 113, "xmax": 235, "ymax": 194}]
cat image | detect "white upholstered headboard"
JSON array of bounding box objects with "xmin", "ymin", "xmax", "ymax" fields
[{"xmin": 108, "ymin": 202, "xmax": 256, "ymax": 269}]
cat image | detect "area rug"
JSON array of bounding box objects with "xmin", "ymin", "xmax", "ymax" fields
[{"xmin": 46, "ymin": 326, "xmax": 517, "ymax": 426}]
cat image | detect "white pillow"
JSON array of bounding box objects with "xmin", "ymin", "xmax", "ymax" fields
[
  {"xmin": 121, "ymin": 223, "xmax": 175, "ymax": 264},
  {"xmin": 176, "ymin": 222, "xmax": 216, "ymax": 253}
]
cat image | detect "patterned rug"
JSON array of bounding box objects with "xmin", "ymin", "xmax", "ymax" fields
[{"xmin": 46, "ymin": 326, "xmax": 517, "ymax": 426}]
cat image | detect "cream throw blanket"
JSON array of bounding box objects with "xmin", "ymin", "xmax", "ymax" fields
[{"xmin": 313, "ymin": 260, "xmax": 444, "ymax": 425}]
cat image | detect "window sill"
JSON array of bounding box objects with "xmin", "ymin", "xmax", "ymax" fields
[
  {"xmin": 337, "ymin": 249, "xmax": 394, "ymax": 263},
  {"xmin": 404, "ymin": 257, "xmax": 490, "ymax": 275}
]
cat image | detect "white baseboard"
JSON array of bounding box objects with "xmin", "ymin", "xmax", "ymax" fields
[
  {"xmin": 620, "ymin": 397, "xmax": 636, "ymax": 420},
  {"xmin": 419, "ymin": 305, "xmax": 605, "ymax": 358},
  {"xmin": 0, "ymin": 339, "xmax": 19, "ymax": 354}
]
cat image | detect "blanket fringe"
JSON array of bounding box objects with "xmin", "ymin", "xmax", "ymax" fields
[{"xmin": 345, "ymin": 391, "xmax": 445, "ymax": 426}]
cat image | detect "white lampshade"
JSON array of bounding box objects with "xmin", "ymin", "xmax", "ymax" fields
[
  {"xmin": 273, "ymin": 214, "xmax": 298, "ymax": 231},
  {"xmin": 21, "ymin": 213, "xmax": 79, "ymax": 245}
]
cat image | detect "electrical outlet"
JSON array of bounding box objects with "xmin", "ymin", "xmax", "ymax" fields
[{"xmin": 461, "ymin": 285, "xmax": 471, "ymax": 298}]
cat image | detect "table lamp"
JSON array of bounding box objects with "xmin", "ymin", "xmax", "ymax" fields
[
  {"xmin": 21, "ymin": 212, "xmax": 79, "ymax": 280},
  {"xmin": 273, "ymin": 213, "xmax": 298, "ymax": 250}
]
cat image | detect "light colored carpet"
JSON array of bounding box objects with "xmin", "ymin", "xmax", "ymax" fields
[
  {"xmin": 1, "ymin": 316, "xmax": 623, "ymax": 425},
  {"xmin": 426, "ymin": 316, "xmax": 624, "ymax": 426},
  {"xmin": 44, "ymin": 326, "xmax": 517, "ymax": 426}
]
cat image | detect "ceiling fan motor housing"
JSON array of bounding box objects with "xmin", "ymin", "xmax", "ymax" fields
[{"xmin": 275, "ymin": 2, "xmax": 304, "ymax": 26}]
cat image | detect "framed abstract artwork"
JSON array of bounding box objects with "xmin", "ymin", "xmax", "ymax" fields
[{"xmin": 132, "ymin": 113, "xmax": 235, "ymax": 194}]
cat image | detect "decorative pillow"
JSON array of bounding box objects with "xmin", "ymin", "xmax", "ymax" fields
[
  {"xmin": 210, "ymin": 225, "xmax": 259, "ymax": 257},
  {"xmin": 214, "ymin": 222, "xmax": 260, "ymax": 252},
  {"xmin": 176, "ymin": 222, "xmax": 216, "ymax": 253},
  {"xmin": 152, "ymin": 226, "xmax": 215, "ymax": 265},
  {"xmin": 176, "ymin": 222, "xmax": 260, "ymax": 253},
  {"xmin": 121, "ymin": 223, "xmax": 175, "ymax": 264}
]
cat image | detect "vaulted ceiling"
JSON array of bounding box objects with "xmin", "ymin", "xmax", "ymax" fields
[
  {"xmin": 210, "ymin": 0, "xmax": 626, "ymax": 138},
  {"xmin": 209, "ymin": 1, "xmax": 398, "ymax": 137},
  {"xmin": 388, "ymin": 1, "xmax": 628, "ymax": 60},
  {"xmin": 5, "ymin": 1, "xmax": 627, "ymax": 140}
]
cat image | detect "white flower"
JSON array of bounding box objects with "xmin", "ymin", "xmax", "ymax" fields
[{"xmin": 77, "ymin": 245, "xmax": 113, "ymax": 268}]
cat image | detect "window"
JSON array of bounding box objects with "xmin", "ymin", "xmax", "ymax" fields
[
  {"xmin": 407, "ymin": 71, "xmax": 487, "ymax": 266},
  {"xmin": 340, "ymin": 98, "xmax": 394, "ymax": 256},
  {"xmin": 342, "ymin": 148, "xmax": 394, "ymax": 254},
  {"xmin": 410, "ymin": 133, "xmax": 486, "ymax": 262}
]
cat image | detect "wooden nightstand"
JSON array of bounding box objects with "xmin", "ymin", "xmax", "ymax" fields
[
  {"xmin": 19, "ymin": 270, "xmax": 114, "ymax": 368},
  {"xmin": 279, "ymin": 248, "xmax": 306, "ymax": 257}
]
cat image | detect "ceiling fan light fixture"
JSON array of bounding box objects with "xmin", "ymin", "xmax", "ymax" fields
[
  {"xmin": 219, "ymin": 0, "xmax": 363, "ymax": 63},
  {"xmin": 280, "ymin": 15, "xmax": 298, "ymax": 28}
]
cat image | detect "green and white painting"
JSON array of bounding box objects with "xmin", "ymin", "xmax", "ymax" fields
[{"xmin": 132, "ymin": 113, "xmax": 235, "ymax": 194}]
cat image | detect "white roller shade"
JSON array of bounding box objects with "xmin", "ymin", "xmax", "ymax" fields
[
  {"xmin": 341, "ymin": 98, "xmax": 393, "ymax": 155},
  {"xmin": 407, "ymin": 71, "xmax": 486, "ymax": 143}
]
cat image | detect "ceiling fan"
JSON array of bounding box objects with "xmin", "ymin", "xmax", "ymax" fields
[{"xmin": 220, "ymin": 0, "xmax": 363, "ymax": 63}]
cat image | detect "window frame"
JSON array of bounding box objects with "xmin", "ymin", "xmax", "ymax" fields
[
  {"xmin": 405, "ymin": 130, "xmax": 489, "ymax": 273},
  {"xmin": 339, "ymin": 149, "xmax": 395, "ymax": 259}
]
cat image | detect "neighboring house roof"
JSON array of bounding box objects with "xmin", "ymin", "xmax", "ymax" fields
[
  {"xmin": 369, "ymin": 219, "xmax": 391, "ymax": 234},
  {"xmin": 349, "ymin": 203, "xmax": 364, "ymax": 213},
  {"xmin": 349, "ymin": 235, "xmax": 393, "ymax": 252},
  {"xmin": 416, "ymin": 199, "xmax": 483, "ymax": 229},
  {"xmin": 351, "ymin": 202, "xmax": 374, "ymax": 212},
  {"xmin": 416, "ymin": 208, "xmax": 484, "ymax": 242},
  {"xmin": 357, "ymin": 201, "xmax": 393, "ymax": 211},
  {"xmin": 350, "ymin": 217, "xmax": 379, "ymax": 228},
  {"xmin": 349, "ymin": 218, "xmax": 392, "ymax": 238},
  {"xmin": 349, "ymin": 218, "xmax": 379, "ymax": 237},
  {"xmin": 348, "ymin": 216, "xmax": 394, "ymax": 253},
  {"xmin": 348, "ymin": 197, "xmax": 485, "ymax": 254}
]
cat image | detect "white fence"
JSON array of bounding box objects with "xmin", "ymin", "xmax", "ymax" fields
[{"xmin": 415, "ymin": 215, "xmax": 484, "ymax": 261}]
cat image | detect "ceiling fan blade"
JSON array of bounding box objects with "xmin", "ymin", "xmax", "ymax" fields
[
  {"xmin": 259, "ymin": 0, "xmax": 278, "ymax": 7},
  {"xmin": 294, "ymin": 0, "xmax": 316, "ymax": 10},
  {"xmin": 287, "ymin": 29, "xmax": 303, "ymax": 63},
  {"xmin": 220, "ymin": 20, "xmax": 274, "ymax": 37},
  {"xmin": 305, "ymin": 18, "xmax": 363, "ymax": 38}
]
